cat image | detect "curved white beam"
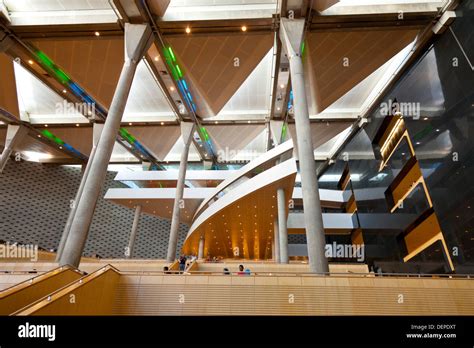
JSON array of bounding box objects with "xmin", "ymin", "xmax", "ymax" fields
[{"xmin": 193, "ymin": 139, "xmax": 294, "ymax": 220}]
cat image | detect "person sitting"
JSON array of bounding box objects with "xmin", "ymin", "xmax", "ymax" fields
[
  {"xmin": 237, "ymin": 264, "xmax": 246, "ymax": 275},
  {"xmin": 223, "ymin": 267, "xmax": 231, "ymax": 275},
  {"xmin": 163, "ymin": 266, "xmax": 170, "ymax": 274},
  {"xmin": 244, "ymin": 268, "xmax": 251, "ymax": 276}
]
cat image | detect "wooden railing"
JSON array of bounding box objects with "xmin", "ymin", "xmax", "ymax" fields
[
  {"xmin": 0, "ymin": 266, "xmax": 83, "ymax": 315},
  {"xmin": 12, "ymin": 265, "xmax": 120, "ymax": 316}
]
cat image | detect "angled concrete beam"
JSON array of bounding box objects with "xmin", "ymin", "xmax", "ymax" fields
[
  {"xmin": 56, "ymin": 123, "xmax": 103, "ymax": 260},
  {"xmin": 59, "ymin": 24, "xmax": 152, "ymax": 267},
  {"xmin": 280, "ymin": 18, "xmax": 329, "ymax": 273},
  {"xmin": 0, "ymin": 124, "xmax": 28, "ymax": 173},
  {"xmin": 166, "ymin": 121, "xmax": 195, "ymax": 261},
  {"xmin": 126, "ymin": 204, "xmax": 142, "ymax": 259}
]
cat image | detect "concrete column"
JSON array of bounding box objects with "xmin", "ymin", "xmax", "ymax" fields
[
  {"xmin": 166, "ymin": 122, "xmax": 195, "ymax": 262},
  {"xmin": 273, "ymin": 217, "xmax": 280, "ymax": 263},
  {"xmin": 57, "ymin": 124, "xmax": 103, "ymax": 260},
  {"xmin": 126, "ymin": 205, "xmax": 142, "ymax": 259},
  {"xmin": 198, "ymin": 236, "xmax": 205, "ymax": 260},
  {"xmin": 277, "ymin": 188, "xmax": 289, "ymax": 263},
  {"xmin": 59, "ymin": 24, "xmax": 152, "ymax": 267},
  {"xmin": 280, "ymin": 19, "xmax": 329, "ymax": 273},
  {"xmin": 0, "ymin": 125, "xmax": 28, "ymax": 173}
]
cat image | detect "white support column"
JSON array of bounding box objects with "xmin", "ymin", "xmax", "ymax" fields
[
  {"xmin": 0, "ymin": 124, "xmax": 28, "ymax": 173},
  {"xmin": 277, "ymin": 188, "xmax": 289, "ymax": 264},
  {"xmin": 126, "ymin": 204, "xmax": 142, "ymax": 259},
  {"xmin": 280, "ymin": 19, "xmax": 329, "ymax": 273},
  {"xmin": 59, "ymin": 24, "xmax": 152, "ymax": 267},
  {"xmin": 198, "ymin": 236, "xmax": 205, "ymax": 260},
  {"xmin": 273, "ymin": 217, "xmax": 280, "ymax": 263},
  {"xmin": 56, "ymin": 123, "xmax": 103, "ymax": 261},
  {"xmin": 166, "ymin": 122, "xmax": 195, "ymax": 262}
]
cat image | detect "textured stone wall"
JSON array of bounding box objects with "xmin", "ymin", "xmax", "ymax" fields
[{"xmin": 0, "ymin": 160, "xmax": 188, "ymax": 259}]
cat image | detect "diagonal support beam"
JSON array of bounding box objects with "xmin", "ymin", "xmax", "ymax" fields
[
  {"xmin": 0, "ymin": 124, "xmax": 28, "ymax": 173},
  {"xmin": 280, "ymin": 18, "xmax": 328, "ymax": 274},
  {"xmin": 59, "ymin": 23, "xmax": 152, "ymax": 267},
  {"xmin": 167, "ymin": 121, "xmax": 195, "ymax": 261}
]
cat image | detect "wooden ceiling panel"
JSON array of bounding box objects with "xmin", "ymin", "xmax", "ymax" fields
[
  {"xmin": 0, "ymin": 53, "xmax": 20, "ymax": 119},
  {"xmin": 288, "ymin": 122, "xmax": 352, "ymax": 158},
  {"xmin": 125, "ymin": 126, "xmax": 181, "ymax": 161},
  {"xmin": 167, "ymin": 32, "xmax": 273, "ymax": 117},
  {"xmin": 207, "ymin": 124, "xmax": 266, "ymax": 154},
  {"xmin": 0, "ymin": 128, "xmax": 72, "ymax": 160},
  {"xmin": 314, "ymin": 0, "xmax": 340, "ymax": 12},
  {"xmin": 38, "ymin": 127, "xmax": 93, "ymax": 156},
  {"xmin": 30, "ymin": 38, "xmax": 124, "ymax": 109},
  {"xmin": 304, "ymin": 28, "xmax": 419, "ymax": 114}
]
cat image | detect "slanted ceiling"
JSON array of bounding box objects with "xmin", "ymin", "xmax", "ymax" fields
[
  {"xmin": 148, "ymin": 0, "xmax": 170, "ymax": 17},
  {"xmin": 166, "ymin": 32, "xmax": 273, "ymax": 118},
  {"xmin": 206, "ymin": 124, "xmax": 266, "ymax": 156},
  {"xmin": 314, "ymin": 0, "xmax": 340, "ymax": 12},
  {"xmin": 29, "ymin": 38, "xmax": 124, "ymax": 110},
  {"xmin": 38, "ymin": 127, "xmax": 93, "ymax": 155},
  {"xmin": 0, "ymin": 53, "xmax": 20, "ymax": 118},
  {"xmin": 0, "ymin": 128, "xmax": 72, "ymax": 160},
  {"xmin": 304, "ymin": 28, "xmax": 419, "ymax": 114},
  {"xmin": 288, "ymin": 122, "xmax": 352, "ymax": 158},
  {"xmin": 125, "ymin": 126, "xmax": 181, "ymax": 161}
]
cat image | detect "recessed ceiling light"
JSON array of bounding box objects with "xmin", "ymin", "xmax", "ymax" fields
[
  {"xmin": 185, "ymin": 27, "xmax": 191, "ymax": 34},
  {"xmin": 241, "ymin": 26, "xmax": 247, "ymax": 32},
  {"xmin": 170, "ymin": 86, "xmax": 175, "ymax": 91},
  {"xmin": 62, "ymin": 89, "xmax": 67, "ymax": 94},
  {"xmin": 161, "ymin": 122, "xmax": 164, "ymax": 125},
  {"xmin": 128, "ymin": 122, "xmax": 132, "ymax": 126},
  {"xmin": 44, "ymin": 124, "xmax": 48, "ymax": 128},
  {"xmin": 154, "ymin": 56, "xmax": 159, "ymax": 62},
  {"xmin": 75, "ymin": 123, "xmax": 80, "ymax": 127},
  {"xmin": 215, "ymin": 121, "xmax": 218, "ymax": 124},
  {"xmin": 423, "ymin": 117, "xmax": 428, "ymax": 120},
  {"xmin": 280, "ymin": 84, "xmax": 285, "ymax": 89},
  {"xmin": 277, "ymin": 107, "xmax": 281, "ymax": 111},
  {"xmin": 94, "ymin": 31, "xmax": 100, "ymax": 37},
  {"xmin": 436, "ymin": 129, "xmax": 440, "ymax": 132},
  {"xmin": 28, "ymin": 60, "xmax": 34, "ymax": 65}
]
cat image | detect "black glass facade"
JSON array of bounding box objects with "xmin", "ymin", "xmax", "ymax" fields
[{"xmin": 329, "ymin": 0, "xmax": 474, "ymax": 273}]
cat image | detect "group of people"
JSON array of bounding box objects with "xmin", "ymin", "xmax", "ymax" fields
[
  {"xmin": 162, "ymin": 262, "xmax": 251, "ymax": 276},
  {"xmin": 225, "ymin": 264, "xmax": 251, "ymax": 276}
]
